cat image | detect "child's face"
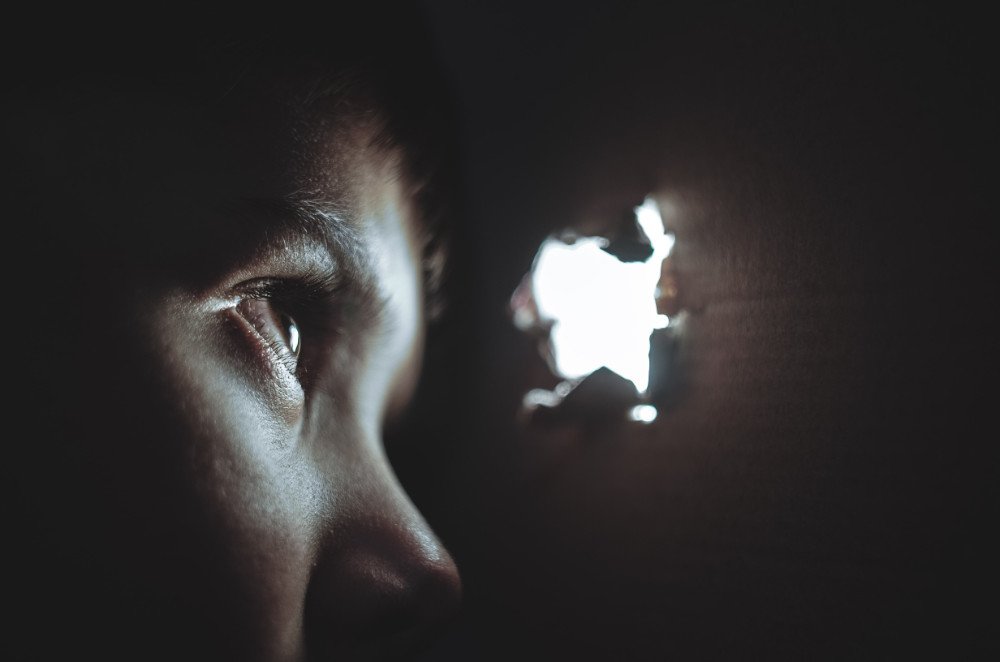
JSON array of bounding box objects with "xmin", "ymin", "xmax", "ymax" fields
[{"xmin": 22, "ymin": 79, "xmax": 460, "ymax": 659}]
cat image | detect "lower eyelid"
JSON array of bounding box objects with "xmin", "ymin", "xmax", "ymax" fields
[
  {"xmin": 220, "ymin": 306, "xmax": 306, "ymax": 427},
  {"xmin": 229, "ymin": 301, "xmax": 302, "ymax": 384}
]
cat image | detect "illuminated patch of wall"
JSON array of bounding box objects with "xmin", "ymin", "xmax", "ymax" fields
[{"xmin": 511, "ymin": 198, "xmax": 683, "ymax": 423}]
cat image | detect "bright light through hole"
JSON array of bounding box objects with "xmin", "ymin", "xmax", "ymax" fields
[
  {"xmin": 529, "ymin": 198, "xmax": 674, "ymax": 394},
  {"xmin": 627, "ymin": 404, "xmax": 658, "ymax": 424}
]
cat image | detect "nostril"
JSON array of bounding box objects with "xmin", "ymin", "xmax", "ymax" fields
[
  {"xmin": 303, "ymin": 530, "xmax": 461, "ymax": 660},
  {"xmin": 357, "ymin": 556, "xmax": 462, "ymax": 657},
  {"xmin": 408, "ymin": 554, "xmax": 463, "ymax": 636}
]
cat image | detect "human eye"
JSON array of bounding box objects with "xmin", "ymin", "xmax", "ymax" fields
[
  {"xmin": 235, "ymin": 286, "xmax": 302, "ymax": 376},
  {"xmin": 229, "ymin": 272, "xmax": 342, "ymax": 383}
]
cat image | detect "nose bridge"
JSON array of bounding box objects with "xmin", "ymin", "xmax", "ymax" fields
[{"xmin": 305, "ymin": 444, "xmax": 461, "ymax": 658}]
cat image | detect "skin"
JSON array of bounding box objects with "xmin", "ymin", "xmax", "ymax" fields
[{"xmin": 9, "ymin": 67, "xmax": 459, "ymax": 660}]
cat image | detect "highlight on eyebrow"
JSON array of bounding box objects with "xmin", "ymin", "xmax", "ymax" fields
[
  {"xmin": 230, "ymin": 196, "xmax": 392, "ymax": 325},
  {"xmin": 238, "ymin": 196, "xmax": 361, "ymax": 257}
]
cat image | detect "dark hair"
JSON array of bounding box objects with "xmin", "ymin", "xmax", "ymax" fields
[{"xmin": 3, "ymin": 5, "xmax": 455, "ymax": 316}]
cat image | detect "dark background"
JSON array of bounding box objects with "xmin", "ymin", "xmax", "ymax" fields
[{"xmin": 391, "ymin": 2, "xmax": 993, "ymax": 659}]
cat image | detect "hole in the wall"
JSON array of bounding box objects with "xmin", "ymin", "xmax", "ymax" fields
[{"xmin": 511, "ymin": 197, "xmax": 687, "ymax": 423}]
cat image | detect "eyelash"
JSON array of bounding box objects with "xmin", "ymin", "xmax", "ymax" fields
[{"xmin": 232, "ymin": 272, "xmax": 344, "ymax": 378}]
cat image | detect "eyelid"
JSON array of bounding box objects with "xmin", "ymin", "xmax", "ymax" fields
[
  {"xmin": 209, "ymin": 228, "xmax": 341, "ymax": 298},
  {"xmin": 232, "ymin": 273, "xmax": 336, "ymax": 306}
]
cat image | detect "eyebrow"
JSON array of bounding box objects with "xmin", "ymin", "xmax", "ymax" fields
[
  {"xmin": 235, "ymin": 195, "xmax": 389, "ymax": 319},
  {"xmin": 240, "ymin": 196, "xmax": 361, "ymax": 257},
  {"xmin": 228, "ymin": 196, "xmax": 367, "ymax": 280}
]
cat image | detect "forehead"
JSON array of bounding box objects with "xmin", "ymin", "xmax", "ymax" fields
[{"xmin": 11, "ymin": 70, "xmax": 414, "ymax": 270}]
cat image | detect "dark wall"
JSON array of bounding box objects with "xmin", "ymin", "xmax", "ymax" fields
[{"xmin": 392, "ymin": 3, "xmax": 992, "ymax": 659}]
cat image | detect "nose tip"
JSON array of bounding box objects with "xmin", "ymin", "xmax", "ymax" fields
[{"xmin": 304, "ymin": 495, "xmax": 461, "ymax": 660}]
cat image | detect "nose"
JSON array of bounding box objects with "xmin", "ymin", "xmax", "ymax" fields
[{"xmin": 304, "ymin": 461, "xmax": 461, "ymax": 660}]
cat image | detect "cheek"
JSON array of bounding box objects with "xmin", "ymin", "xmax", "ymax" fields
[{"xmin": 141, "ymin": 298, "xmax": 325, "ymax": 657}]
